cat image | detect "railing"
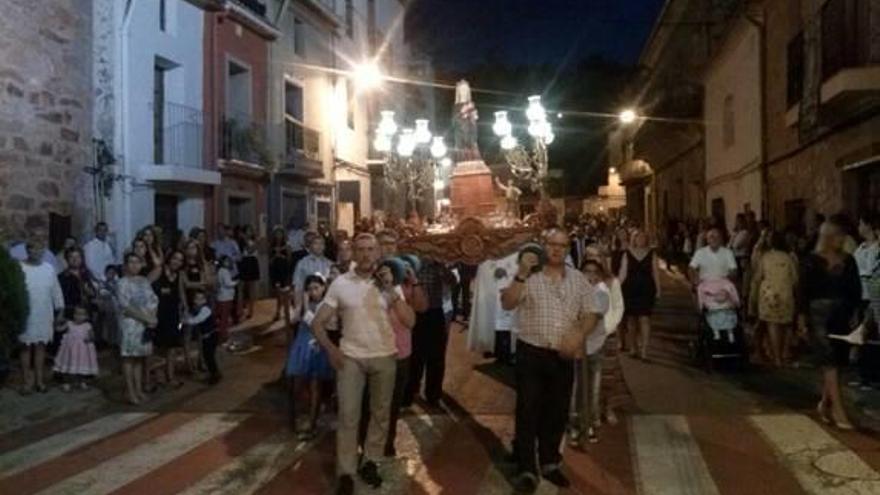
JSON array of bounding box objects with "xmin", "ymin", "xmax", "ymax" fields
[
  {"xmin": 153, "ymin": 102, "xmax": 205, "ymax": 168},
  {"xmin": 284, "ymin": 117, "xmax": 321, "ymax": 164},
  {"xmin": 233, "ymin": 0, "xmax": 268, "ymax": 17},
  {"xmin": 821, "ymin": 0, "xmax": 876, "ymax": 81},
  {"xmin": 220, "ymin": 114, "xmax": 271, "ymax": 166}
]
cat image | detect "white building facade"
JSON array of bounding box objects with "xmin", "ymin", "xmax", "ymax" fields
[
  {"xmin": 703, "ymin": 16, "xmax": 764, "ymax": 228},
  {"xmin": 266, "ymin": 0, "xmax": 415, "ymax": 234},
  {"xmin": 94, "ymin": 0, "xmax": 219, "ymax": 250}
]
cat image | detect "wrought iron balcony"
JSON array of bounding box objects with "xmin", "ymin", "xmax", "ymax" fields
[
  {"xmin": 220, "ymin": 114, "xmax": 271, "ymax": 167},
  {"xmin": 153, "ymin": 102, "xmax": 205, "ymax": 168},
  {"xmin": 281, "ymin": 117, "xmax": 323, "ymax": 177}
]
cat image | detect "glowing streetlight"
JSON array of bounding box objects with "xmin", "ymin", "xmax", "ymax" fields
[
  {"xmin": 430, "ymin": 136, "xmax": 447, "ymax": 159},
  {"xmin": 619, "ymin": 109, "xmax": 638, "ymax": 125},
  {"xmin": 525, "ymin": 95, "xmax": 546, "ymax": 122},
  {"xmin": 353, "ymin": 62, "xmax": 383, "ymax": 90},
  {"xmin": 492, "ymin": 111, "xmax": 512, "ymax": 137},
  {"xmin": 373, "ymin": 131, "xmax": 391, "ymax": 153},
  {"xmin": 414, "ymin": 119, "xmax": 432, "ymax": 144},
  {"xmin": 396, "ymin": 129, "xmax": 416, "ymax": 157}
]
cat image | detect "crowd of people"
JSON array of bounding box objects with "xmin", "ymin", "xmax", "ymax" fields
[{"xmin": 7, "ymin": 205, "xmax": 877, "ymax": 494}]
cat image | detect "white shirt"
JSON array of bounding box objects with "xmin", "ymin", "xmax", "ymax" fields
[
  {"xmin": 83, "ymin": 237, "xmax": 116, "ymax": 282},
  {"xmin": 216, "ymin": 267, "xmax": 238, "ymax": 302},
  {"xmin": 322, "ymin": 270, "xmax": 399, "ymax": 359},
  {"xmin": 854, "ymin": 241, "xmax": 880, "ymax": 300},
  {"xmin": 287, "ymin": 229, "xmax": 306, "ymax": 252},
  {"xmin": 9, "ymin": 243, "xmax": 61, "ymax": 274},
  {"xmin": 689, "ymin": 245, "xmax": 737, "ymax": 281},
  {"xmin": 584, "ymin": 278, "xmax": 625, "ymax": 355}
]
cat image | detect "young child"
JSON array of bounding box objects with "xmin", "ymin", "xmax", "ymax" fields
[
  {"xmin": 184, "ymin": 290, "xmax": 221, "ymax": 385},
  {"xmin": 215, "ymin": 256, "xmax": 238, "ymax": 342},
  {"xmin": 54, "ymin": 305, "xmax": 99, "ymax": 391},
  {"xmin": 285, "ymin": 274, "xmax": 334, "ymax": 440}
]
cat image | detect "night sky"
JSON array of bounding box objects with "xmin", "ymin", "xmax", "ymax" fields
[{"xmin": 406, "ymin": 0, "xmax": 667, "ymax": 72}]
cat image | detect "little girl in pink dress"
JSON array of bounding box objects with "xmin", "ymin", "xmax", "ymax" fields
[{"xmin": 54, "ymin": 305, "xmax": 100, "ymax": 391}]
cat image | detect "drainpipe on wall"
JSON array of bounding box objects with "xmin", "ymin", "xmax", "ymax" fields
[{"xmin": 744, "ymin": 10, "xmax": 768, "ymax": 222}]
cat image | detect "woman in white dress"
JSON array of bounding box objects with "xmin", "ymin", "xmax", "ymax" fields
[
  {"xmin": 19, "ymin": 238, "xmax": 65, "ymax": 394},
  {"xmin": 117, "ymin": 253, "xmax": 158, "ymax": 404}
]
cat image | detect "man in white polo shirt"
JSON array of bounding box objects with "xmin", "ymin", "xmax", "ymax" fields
[
  {"xmin": 311, "ymin": 233, "xmax": 414, "ymax": 495},
  {"xmin": 689, "ymin": 226, "xmax": 738, "ymax": 284}
]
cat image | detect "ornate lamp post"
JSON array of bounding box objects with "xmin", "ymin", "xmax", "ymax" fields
[
  {"xmin": 373, "ymin": 111, "xmax": 449, "ymax": 216},
  {"xmin": 492, "ymin": 95, "xmax": 555, "ymax": 194}
]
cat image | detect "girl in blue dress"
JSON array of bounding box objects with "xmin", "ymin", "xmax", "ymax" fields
[{"xmin": 286, "ymin": 274, "xmax": 335, "ymax": 439}]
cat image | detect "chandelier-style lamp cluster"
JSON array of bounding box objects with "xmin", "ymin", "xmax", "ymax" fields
[
  {"xmin": 373, "ymin": 111, "xmax": 447, "ymax": 160},
  {"xmin": 493, "ymin": 95, "xmax": 555, "ymax": 147}
]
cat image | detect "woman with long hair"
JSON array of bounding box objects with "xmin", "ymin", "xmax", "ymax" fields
[
  {"xmin": 269, "ymin": 226, "xmax": 293, "ymax": 324},
  {"xmin": 800, "ymin": 219, "xmax": 861, "ymax": 429},
  {"xmin": 750, "ymin": 231, "xmax": 798, "ymax": 367},
  {"xmin": 138, "ymin": 226, "xmax": 164, "ymax": 266},
  {"xmin": 182, "ymin": 238, "xmax": 214, "ymax": 372},
  {"xmin": 619, "ymin": 230, "xmax": 661, "ymax": 360},
  {"xmin": 117, "ymin": 253, "xmax": 158, "ymax": 404}
]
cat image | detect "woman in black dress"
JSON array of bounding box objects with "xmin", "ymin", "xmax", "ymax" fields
[
  {"xmin": 269, "ymin": 227, "xmax": 292, "ymax": 324},
  {"xmin": 800, "ymin": 219, "xmax": 861, "ymax": 430},
  {"xmin": 151, "ymin": 250, "xmax": 186, "ymax": 387},
  {"xmin": 619, "ymin": 230, "xmax": 661, "ymax": 360}
]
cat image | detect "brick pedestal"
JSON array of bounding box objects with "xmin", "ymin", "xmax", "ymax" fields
[{"xmin": 450, "ymin": 160, "xmax": 497, "ymax": 218}]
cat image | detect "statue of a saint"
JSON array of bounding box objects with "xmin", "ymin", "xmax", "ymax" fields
[
  {"xmin": 453, "ymin": 80, "xmax": 481, "ymax": 163},
  {"xmin": 495, "ymin": 176, "xmax": 522, "ymax": 219}
]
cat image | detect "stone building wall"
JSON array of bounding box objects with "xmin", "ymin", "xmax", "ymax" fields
[{"xmin": 0, "ymin": 0, "xmax": 93, "ymax": 242}]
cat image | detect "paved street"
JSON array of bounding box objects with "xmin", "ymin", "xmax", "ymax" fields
[{"xmin": 2, "ymin": 269, "xmax": 880, "ymax": 495}]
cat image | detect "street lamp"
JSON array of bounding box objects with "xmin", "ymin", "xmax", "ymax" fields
[
  {"xmin": 619, "ymin": 108, "xmax": 638, "ymax": 125},
  {"xmin": 353, "ymin": 62, "xmax": 383, "ymax": 91},
  {"xmin": 492, "ymin": 94, "xmax": 555, "ymax": 193},
  {"xmin": 373, "ymin": 112, "xmax": 448, "ymax": 216}
]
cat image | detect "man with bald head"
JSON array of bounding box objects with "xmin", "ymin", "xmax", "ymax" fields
[{"xmin": 501, "ymin": 229, "xmax": 601, "ymax": 493}]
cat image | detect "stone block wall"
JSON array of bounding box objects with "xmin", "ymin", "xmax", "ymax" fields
[{"xmin": 0, "ymin": 0, "xmax": 93, "ymax": 242}]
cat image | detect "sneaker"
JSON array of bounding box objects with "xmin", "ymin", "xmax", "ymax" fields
[
  {"xmin": 336, "ymin": 475, "xmax": 354, "ymax": 495},
  {"xmin": 358, "ymin": 460, "xmax": 383, "ymax": 488},
  {"xmin": 512, "ymin": 472, "xmax": 539, "ymax": 494},
  {"xmin": 542, "ymin": 468, "xmax": 571, "ymax": 488}
]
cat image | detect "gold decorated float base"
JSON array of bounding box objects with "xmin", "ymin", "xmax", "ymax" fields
[{"xmin": 398, "ymin": 217, "xmax": 540, "ymax": 265}]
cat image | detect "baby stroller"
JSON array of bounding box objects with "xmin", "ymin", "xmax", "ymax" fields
[{"xmin": 692, "ymin": 279, "xmax": 748, "ymax": 371}]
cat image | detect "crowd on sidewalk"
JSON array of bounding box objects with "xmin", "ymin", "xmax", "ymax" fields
[{"xmin": 4, "ymin": 205, "xmax": 878, "ymax": 494}]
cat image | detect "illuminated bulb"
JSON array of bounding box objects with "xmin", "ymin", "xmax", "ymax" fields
[
  {"xmin": 373, "ymin": 132, "xmax": 391, "ymax": 153},
  {"xmin": 525, "ymin": 95, "xmax": 546, "ymax": 122},
  {"xmin": 619, "ymin": 109, "xmax": 637, "ymax": 125},
  {"xmin": 378, "ymin": 111, "xmax": 397, "ymax": 136},
  {"xmin": 440, "ymin": 157, "xmax": 452, "ymax": 167},
  {"xmin": 430, "ymin": 136, "xmax": 447, "ymax": 159},
  {"xmin": 500, "ymin": 134, "xmax": 518, "ymax": 150},
  {"xmin": 433, "ymin": 179, "xmax": 445, "ymax": 191},
  {"xmin": 528, "ymin": 121, "xmax": 544, "ymax": 138},
  {"xmin": 396, "ymin": 129, "xmax": 415, "ymax": 157},
  {"xmin": 492, "ymin": 111, "xmax": 512, "ymax": 137},
  {"xmin": 353, "ymin": 62, "xmax": 383, "ymax": 90},
  {"xmin": 414, "ymin": 119, "xmax": 432, "ymax": 144}
]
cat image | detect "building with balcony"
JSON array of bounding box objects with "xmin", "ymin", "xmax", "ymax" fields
[
  {"xmin": 93, "ymin": 0, "xmax": 220, "ymax": 250},
  {"xmin": 763, "ymin": 0, "xmax": 880, "ymax": 230},
  {"xmin": 613, "ymin": 0, "xmax": 738, "ymax": 240},
  {"xmin": 204, "ymin": 0, "xmax": 279, "ymax": 238},
  {"xmin": 266, "ymin": 0, "xmax": 418, "ymax": 234}
]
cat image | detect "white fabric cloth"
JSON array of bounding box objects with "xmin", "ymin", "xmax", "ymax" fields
[
  {"xmin": 287, "ymin": 228, "xmax": 306, "ymax": 252},
  {"xmin": 9, "ymin": 244, "xmax": 61, "ymax": 274},
  {"xmin": 689, "ymin": 246, "xmax": 737, "ymax": 281},
  {"xmin": 216, "ymin": 267, "xmax": 238, "ymax": 302},
  {"xmin": 20, "ymin": 261, "xmax": 65, "ymax": 345},
  {"xmin": 585, "ymin": 282, "xmax": 610, "ymax": 355},
  {"xmin": 83, "ymin": 238, "xmax": 116, "ymax": 282},
  {"xmin": 322, "ymin": 271, "xmax": 399, "ymax": 359},
  {"xmin": 854, "ymin": 241, "xmax": 880, "ymax": 300},
  {"xmin": 604, "ymin": 278, "xmax": 624, "ymax": 335},
  {"xmin": 467, "ymin": 253, "xmax": 518, "ymax": 353}
]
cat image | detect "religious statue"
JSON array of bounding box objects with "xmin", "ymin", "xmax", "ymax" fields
[
  {"xmin": 453, "ymin": 80, "xmax": 482, "ymax": 163},
  {"xmin": 495, "ymin": 176, "xmax": 522, "ymax": 219}
]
